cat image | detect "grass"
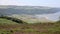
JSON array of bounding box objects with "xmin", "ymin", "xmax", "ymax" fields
[
  {"xmin": 0, "ymin": 17, "xmax": 60, "ymax": 34},
  {"xmin": 0, "ymin": 18, "xmax": 18, "ymax": 25}
]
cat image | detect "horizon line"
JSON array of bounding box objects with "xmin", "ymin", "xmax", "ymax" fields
[{"xmin": 0, "ymin": 5, "xmax": 59, "ymax": 8}]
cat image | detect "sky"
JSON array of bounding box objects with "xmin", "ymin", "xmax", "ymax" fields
[{"xmin": 0, "ymin": 0, "xmax": 60, "ymax": 7}]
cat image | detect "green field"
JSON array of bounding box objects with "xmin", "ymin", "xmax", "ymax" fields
[
  {"xmin": 0, "ymin": 18, "xmax": 18, "ymax": 25},
  {"xmin": 0, "ymin": 18, "xmax": 60, "ymax": 34}
]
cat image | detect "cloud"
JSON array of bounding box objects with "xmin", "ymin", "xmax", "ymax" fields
[
  {"xmin": 0, "ymin": 0, "xmax": 60, "ymax": 7},
  {"xmin": 0, "ymin": 0, "xmax": 26, "ymax": 5}
]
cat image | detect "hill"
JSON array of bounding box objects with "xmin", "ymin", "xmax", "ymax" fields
[
  {"xmin": 0, "ymin": 18, "xmax": 60, "ymax": 34},
  {"xmin": 0, "ymin": 5, "xmax": 60, "ymax": 15},
  {"xmin": 0, "ymin": 18, "xmax": 18, "ymax": 25}
]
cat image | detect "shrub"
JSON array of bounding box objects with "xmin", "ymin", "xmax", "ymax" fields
[{"xmin": 0, "ymin": 16, "xmax": 26, "ymax": 24}]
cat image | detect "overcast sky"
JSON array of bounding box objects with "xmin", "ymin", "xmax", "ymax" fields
[{"xmin": 0, "ymin": 0, "xmax": 60, "ymax": 7}]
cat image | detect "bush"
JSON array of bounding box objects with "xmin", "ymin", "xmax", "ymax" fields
[{"xmin": 0, "ymin": 16, "xmax": 26, "ymax": 24}]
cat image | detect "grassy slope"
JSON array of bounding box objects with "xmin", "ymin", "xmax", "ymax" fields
[
  {"xmin": 0, "ymin": 18, "xmax": 60, "ymax": 34},
  {"xmin": 0, "ymin": 18, "xmax": 18, "ymax": 25}
]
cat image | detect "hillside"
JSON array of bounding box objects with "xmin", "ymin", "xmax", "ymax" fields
[
  {"xmin": 0, "ymin": 5, "xmax": 60, "ymax": 23},
  {"xmin": 0, "ymin": 17, "xmax": 60, "ymax": 34},
  {"xmin": 0, "ymin": 5, "xmax": 60, "ymax": 15},
  {"xmin": 8, "ymin": 14, "xmax": 54, "ymax": 23},
  {"xmin": 0, "ymin": 5, "xmax": 60, "ymax": 34},
  {"xmin": 0, "ymin": 18, "xmax": 18, "ymax": 25}
]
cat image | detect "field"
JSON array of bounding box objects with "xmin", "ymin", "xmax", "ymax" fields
[
  {"xmin": 0, "ymin": 18, "xmax": 18, "ymax": 25},
  {"xmin": 0, "ymin": 18, "xmax": 60, "ymax": 34}
]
